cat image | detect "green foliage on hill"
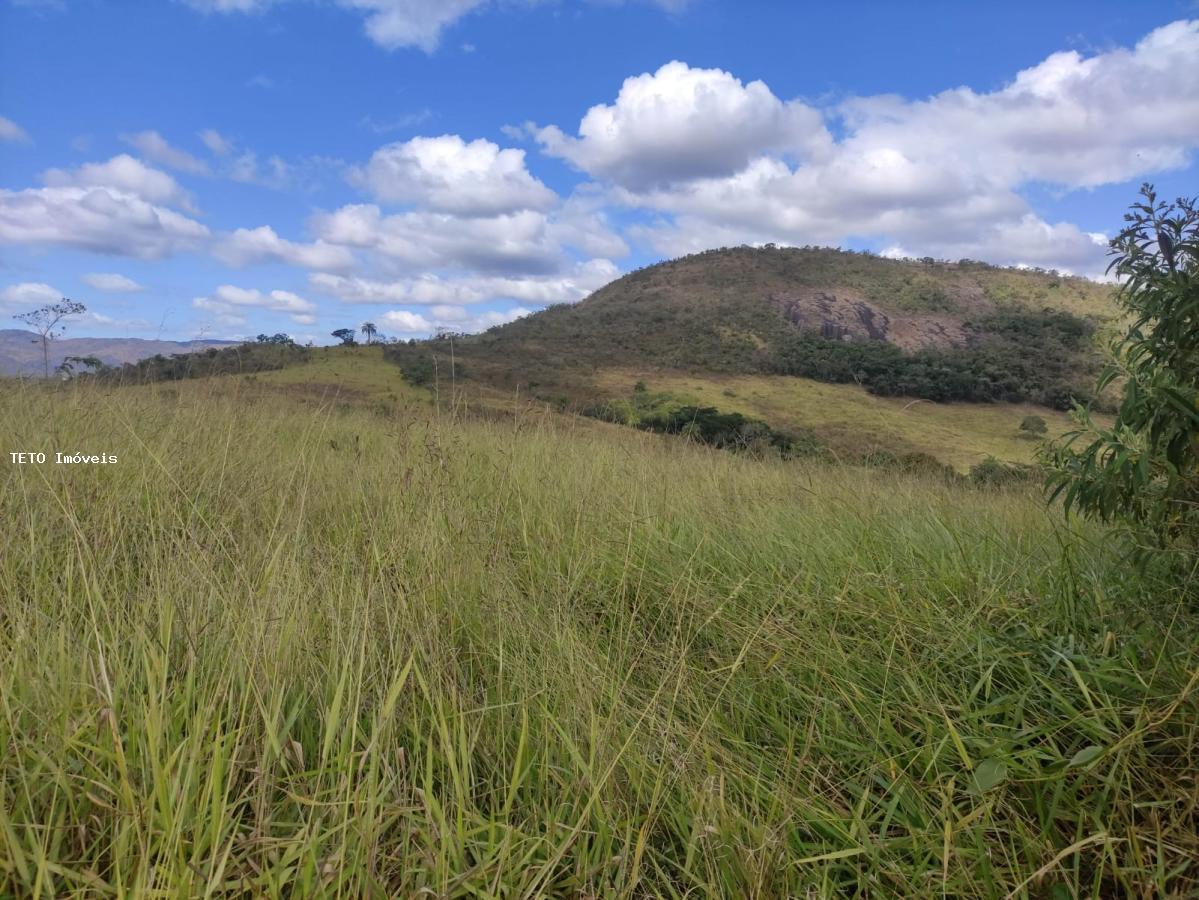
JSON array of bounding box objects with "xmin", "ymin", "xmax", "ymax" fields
[
  {"xmin": 581, "ymin": 388, "xmax": 820, "ymax": 458},
  {"xmin": 431, "ymin": 247, "xmax": 1113, "ymax": 407},
  {"xmin": 768, "ymin": 308, "xmax": 1098, "ymax": 408}
]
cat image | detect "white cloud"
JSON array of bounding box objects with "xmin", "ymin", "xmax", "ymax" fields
[
  {"xmin": 334, "ymin": 0, "xmax": 486, "ymax": 52},
  {"xmin": 120, "ymin": 130, "xmax": 210, "ymax": 175},
  {"xmin": 42, "ymin": 155, "xmax": 197, "ymax": 212},
  {"xmin": 192, "ymin": 284, "xmax": 317, "ymax": 325},
  {"xmin": 181, "ymin": 0, "xmax": 274, "ymax": 11},
  {"xmin": 311, "ymin": 204, "xmax": 564, "ymax": 274},
  {"xmin": 82, "ymin": 272, "xmax": 145, "ymax": 293},
  {"xmin": 0, "ymin": 186, "xmax": 210, "ymax": 259},
  {"xmin": 536, "ymin": 61, "xmax": 832, "ymax": 190},
  {"xmin": 213, "ymin": 225, "xmax": 356, "ymax": 270},
  {"xmin": 546, "ymin": 20, "xmax": 1199, "ymax": 276},
  {"xmin": 377, "ymin": 303, "xmax": 531, "ymax": 335},
  {"xmin": 831, "ymin": 20, "xmax": 1199, "ymax": 191},
  {"xmin": 378, "ymin": 309, "xmax": 432, "ymax": 333},
  {"xmin": 0, "ymin": 115, "xmax": 31, "ymax": 143},
  {"xmin": 180, "ymin": 0, "xmax": 689, "ymax": 51},
  {"xmin": 199, "ymin": 129, "xmax": 234, "ymax": 156},
  {"xmin": 546, "ymin": 190, "xmax": 630, "ymax": 259},
  {"xmin": 228, "ymin": 151, "xmax": 292, "ymax": 187},
  {"xmin": 310, "ymin": 258, "xmax": 619, "ymax": 305},
  {"xmin": 351, "ymin": 134, "xmax": 557, "ymax": 215},
  {"xmin": 1, "ymin": 282, "xmax": 64, "ymax": 310}
]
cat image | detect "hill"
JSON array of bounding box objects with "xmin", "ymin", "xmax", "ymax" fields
[
  {"xmin": 379, "ymin": 247, "xmax": 1116, "ymax": 468},
  {"xmin": 0, "ymin": 329, "xmax": 235, "ymax": 376},
  {"xmin": 391, "ymin": 247, "xmax": 1117, "ymax": 411}
]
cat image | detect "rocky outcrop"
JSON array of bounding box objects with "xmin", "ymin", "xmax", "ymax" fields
[{"xmin": 772, "ymin": 291, "xmax": 974, "ymax": 351}]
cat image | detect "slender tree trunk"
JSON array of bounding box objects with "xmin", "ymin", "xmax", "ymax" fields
[{"xmin": 41, "ymin": 335, "xmax": 48, "ymax": 379}]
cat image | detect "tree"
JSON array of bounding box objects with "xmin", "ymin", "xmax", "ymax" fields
[
  {"xmin": 1019, "ymin": 415, "xmax": 1047, "ymax": 436},
  {"xmin": 13, "ymin": 298, "xmax": 86, "ymax": 379},
  {"xmin": 256, "ymin": 333, "xmax": 295, "ymax": 345},
  {"xmin": 331, "ymin": 328, "xmax": 357, "ymax": 346},
  {"xmin": 56, "ymin": 355, "xmax": 109, "ymax": 378},
  {"xmin": 360, "ymin": 322, "xmax": 377, "ymax": 345},
  {"xmin": 1044, "ymin": 184, "xmax": 1199, "ymax": 563}
]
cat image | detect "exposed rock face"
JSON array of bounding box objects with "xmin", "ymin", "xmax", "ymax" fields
[{"xmin": 772, "ymin": 291, "xmax": 974, "ymax": 351}]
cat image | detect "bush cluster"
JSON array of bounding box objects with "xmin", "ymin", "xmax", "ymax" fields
[
  {"xmin": 582, "ymin": 390, "xmax": 819, "ymax": 459},
  {"xmin": 96, "ymin": 341, "xmax": 309, "ymax": 384},
  {"xmin": 767, "ymin": 309, "xmax": 1097, "ymax": 409}
]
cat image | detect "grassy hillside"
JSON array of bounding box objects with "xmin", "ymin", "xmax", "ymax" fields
[
  {"xmin": 1, "ymin": 377, "xmax": 1195, "ymax": 897},
  {"xmin": 268, "ymin": 349, "xmax": 1106, "ymax": 470},
  {"xmin": 377, "ymin": 247, "xmax": 1118, "ymax": 469},
  {"xmin": 430, "ymin": 247, "xmax": 1117, "ymax": 404},
  {"xmin": 591, "ymin": 370, "xmax": 1086, "ymax": 471}
]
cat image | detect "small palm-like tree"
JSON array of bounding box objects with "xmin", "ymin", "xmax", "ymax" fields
[{"xmin": 361, "ymin": 322, "xmax": 377, "ymax": 345}]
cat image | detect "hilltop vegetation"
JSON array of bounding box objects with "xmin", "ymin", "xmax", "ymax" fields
[
  {"xmin": 94, "ymin": 336, "xmax": 311, "ymax": 383},
  {"xmin": 427, "ymin": 246, "xmax": 1115, "ymax": 404}
]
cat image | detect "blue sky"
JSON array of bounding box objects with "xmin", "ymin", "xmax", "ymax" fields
[{"xmin": 1, "ymin": 0, "xmax": 1197, "ymax": 344}]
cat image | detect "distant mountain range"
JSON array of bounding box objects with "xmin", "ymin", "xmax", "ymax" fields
[{"xmin": 0, "ymin": 329, "xmax": 236, "ymax": 377}]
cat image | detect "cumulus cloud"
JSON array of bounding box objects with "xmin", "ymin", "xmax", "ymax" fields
[
  {"xmin": 213, "ymin": 225, "xmax": 356, "ymax": 270},
  {"xmin": 192, "ymin": 284, "xmax": 317, "ymax": 325},
  {"xmin": 1, "ymin": 281, "xmax": 64, "ymax": 310},
  {"xmin": 350, "ymin": 135, "xmax": 557, "ymax": 215},
  {"xmin": 835, "ymin": 20, "xmax": 1199, "ymax": 191},
  {"xmin": 0, "ymin": 115, "xmax": 31, "ymax": 143},
  {"xmin": 120, "ymin": 130, "xmax": 210, "ymax": 175},
  {"xmin": 378, "ymin": 309, "xmax": 433, "ymax": 333},
  {"xmin": 42, "ymin": 155, "xmax": 197, "ymax": 212},
  {"xmin": 311, "ymin": 204, "xmax": 566, "ymax": 275},
  {"xmin": 547, "ymin": 20, "xmax": 1199, "ymax": 276},
  {"xmin": 377, "ymin": 303, "xmax": 532, "ymax": 335},
  {"xmin": 535, "ymin": 61, "xmax": 832, "ymax": 190},
  {"xmin": 0, "ymin": 186, "xmax": 210, "ymax": 259},
  {"xmin": 82, "ymin": 272, "xmax": 145, "ymax": 293},
  {"xmin": 310, "ymin": 258, "xmax": 619, "ymax": 305}
]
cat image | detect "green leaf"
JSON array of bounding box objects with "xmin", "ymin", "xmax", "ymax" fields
[
  {"xmin": 973, "ymin": 758, "xmax": 1007, "ymax": 792},
  {"xmin": 1067, "ymin": 745, "xmax": 1104, "ymax": 769}
]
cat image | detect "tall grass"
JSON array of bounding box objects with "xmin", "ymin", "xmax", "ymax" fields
[{"xmin": 1, "ymin": 380, "xmax": 1196, "ymax": 897}]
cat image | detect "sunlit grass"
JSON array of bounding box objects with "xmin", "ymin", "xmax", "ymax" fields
[
  {"xmin": 592, "ymin": 369, "xmax": 1095, "ymax": 470},
  {"xmin": 0, "ymin": 377, "xmax": 1195, "ymax": 897}
]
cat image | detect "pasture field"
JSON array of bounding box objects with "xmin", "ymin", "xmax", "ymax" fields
[
  {"xmin": 1, "ymin": 377, "xmax": 1195, "ymax": 897},
  {"xmin": 589, "ymin": 369, "xmax": 1086, "ymax": 471}
]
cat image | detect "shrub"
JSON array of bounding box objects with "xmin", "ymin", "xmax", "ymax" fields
[
  {"xmin": 970, "ymin": 456, "xmax": 1041, "ymax": 488},
  {"xmin": 1020, "ymin": 415, "xmax": 1048, "ymax": 435},
  {"xmin": 1044, "ymin": 185, "xmax": 1199, "ymax": 564}
]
